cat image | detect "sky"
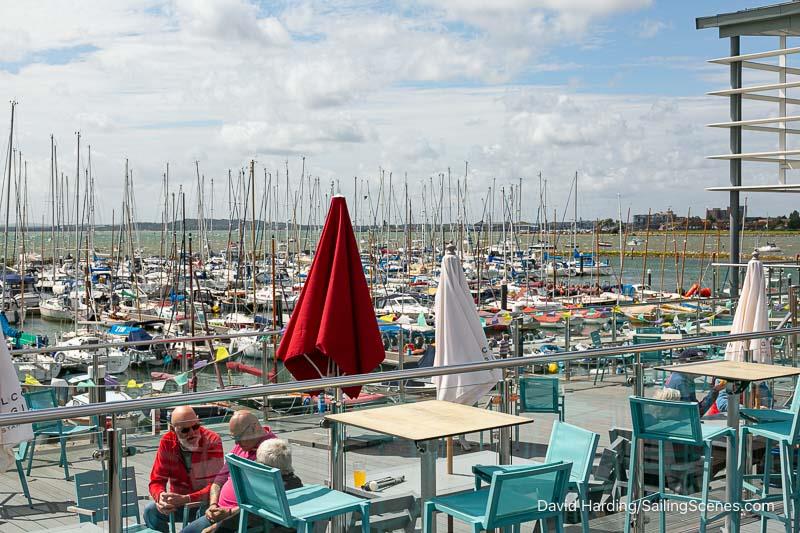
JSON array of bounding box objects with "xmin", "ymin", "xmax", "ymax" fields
[{"xmin": 0, "ymin": 0, "xmax": 797, "ymax": 225}]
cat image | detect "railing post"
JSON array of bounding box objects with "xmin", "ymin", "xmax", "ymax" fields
[
  {"xmin": 631, "ymin": 353, "xmax": 645, "ymax": 533},
  {"xmin": 612, "ymin": 309, "xmax": 617, "ymax": 343},
  {"xmin": 564, "ymin": 315, "xmax": 571, "ymax": 381},
  {"xmin": 398, "ymin": 327, "xmax": 405, "ymax": 403},
  {"xmin": 261, "ymin": 336, "xmax": 269, "ymax": 420},
  {"xmin": 107, "ymin": 426, "xmax": 122, "ymax": 533},
  {"xmin": 89, "ymin": 364, "xmax": 105, "ymax": 443},
  {"xmin": 328, "ymin": 388, "xmax": 345, "ymax": 533},
  {"xmin": 791, "ymin": 286, "xmax": 798, "ymax": 368},
  {"xmin": 512, "ymin": 318, "xmax": 522, "ymax": 443}
]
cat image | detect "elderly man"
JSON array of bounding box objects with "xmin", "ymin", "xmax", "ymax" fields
[
  {"xmin": 145, "ymin": 406, "xmax": 224, "ymax": 533},
  {"xmin": 182, "ymin": 410, "xmax": 277, "ymax": 533}
]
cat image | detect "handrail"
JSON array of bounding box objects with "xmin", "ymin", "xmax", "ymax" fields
[
  {"xmin": 0, "ymin": 326, "xmax": 796, "ymax": 428},
  {"xmin": 10, "ymin": 298, "xmax": 736, "ymax": 356},
  {"xmin": 10, "ymin": 328, "xmax": 283, "ymax": 356}
]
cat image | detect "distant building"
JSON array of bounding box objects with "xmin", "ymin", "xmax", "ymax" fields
[
  {"xmin": 705, "ymin": 206, "xmax": 745, "ymax": 222},
  {"xmin": 632, "ymin": 210, "xmax": 674, "ymax": 229}
]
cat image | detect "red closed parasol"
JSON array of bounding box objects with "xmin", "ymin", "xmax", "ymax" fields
[{"xmin": 277, "ymin": 196, "xmax": 385, "ymax": 398}]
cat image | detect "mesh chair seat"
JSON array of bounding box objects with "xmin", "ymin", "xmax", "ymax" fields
[
  {"xmin": 743, "ymin": 420, "xmax": 793, "ymax": 442},
  {"xmin": 286, "ymin": 485, "xmax": 370, "ymax": 519},
  {"xmin": 38, "ymin": 424, "xmax": 97, "ymax": 437},
  {"xmin": 425, "ymin": 489, "xmax": 489, "ymax": 521},
  {"xmin": 700, "ymin": 424, "xmax": 735, "ymax": 441}
]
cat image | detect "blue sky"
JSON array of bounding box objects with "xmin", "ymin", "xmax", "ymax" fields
[{"xmin": 0, "ymin": 0, "xmax": 797, "ymax": 222}]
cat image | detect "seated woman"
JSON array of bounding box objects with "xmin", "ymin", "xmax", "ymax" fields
[{"xmin": 193, "ymin": 439, "xmax": 302, "ymax": 533}]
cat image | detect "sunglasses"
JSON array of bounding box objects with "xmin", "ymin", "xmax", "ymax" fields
[
  {"xmin": 175, "ymin": 423, "xmax": 201, "ymax": 435},
  {"xmin": 232, "ymin": 422, "xmax": 258, "ymax": 444}
]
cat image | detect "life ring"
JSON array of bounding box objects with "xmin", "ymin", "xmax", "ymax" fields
[
  {"xmin": 684, "ymin": 283, "xmax": 700, "ymax": 297},
  {"xmin": 404, "ymin": 343, "xmax": 416, "ymax": 354}
]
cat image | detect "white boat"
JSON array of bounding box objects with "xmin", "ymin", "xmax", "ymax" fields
[
  {"xmin": 13, "ymin": 353, "xmax": 62, "ymax": 382},
  {"xmin": 54, "ymin": 335, "xmax": 131, "ymax": 374},
  {"xmin": 757, "ymin": 242, "xmax": 781, "ymax": 253}
]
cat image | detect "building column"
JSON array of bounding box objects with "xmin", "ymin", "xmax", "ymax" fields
[{"xmin": 729, "ymin": 35, "xmax": 742, "ymax": 298}]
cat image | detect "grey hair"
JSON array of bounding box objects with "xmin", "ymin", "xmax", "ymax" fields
[
  {"xmin": 654, "ymin": 388, "xmax": 681, "ymax": 401},
  {"xmin": 256, "ymin": 438, "xmax": 294, "ymax": 473}
]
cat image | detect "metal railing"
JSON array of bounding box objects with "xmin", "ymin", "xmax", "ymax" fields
[
  {"xmin": 1, "ymin": 326, "xmax": 796, "ymax": 427},
  {"xmin": 4, "ymin": 325, "xmax": 798, "ymax": 533}
]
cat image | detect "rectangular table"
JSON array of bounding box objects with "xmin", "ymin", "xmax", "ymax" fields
[
  {"xmin": 655, "ymin": 360, "xmax": 800, "ymax": 533},
  {"xmin": 325, "ymin": 400, "xmax": 532, "ymax": 503}
]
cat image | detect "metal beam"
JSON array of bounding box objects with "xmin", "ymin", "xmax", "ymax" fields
[
  {"xmin": 743, "ymin": 93, "xmax": 800, "ymax": 105},
  {"xmin": 708, "ymin": 79, "xmax": 800, "ymax": 96},
  {"xmin": 708, "ymin": 115, "xmax": 800, "ymax": 127},
  {"xmin": 707, "ymin": 183, "xmax": 800, "ymax": 192},
  {"xmin": 709, "ymin": 148, "xmax": 800, "ymax": 159},
  {"xmin": 708, "ymin": 46, "xmax": 800, "ymax": 64},
  {"xmin": 741, "ymin": 60, "xmax": 800, "ymax": 75},
  {"xmin": 730, "ymin": 36, "xmax": 742, "ymax": 299}
]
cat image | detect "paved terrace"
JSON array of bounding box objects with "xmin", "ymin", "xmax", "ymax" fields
[{"xmin": 0, "ymin": 373, "xmax": 794, "ymax": 532}]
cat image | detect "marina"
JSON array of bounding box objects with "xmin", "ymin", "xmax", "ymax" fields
[{"xmin": 4, "ymin": 1, "xmax": 800, "ymax": 532}]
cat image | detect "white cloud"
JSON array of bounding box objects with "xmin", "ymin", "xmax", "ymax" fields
[
  {"xmin": 637, "ymin": 19, "xmax": 669, "ymax": 39},
  {"xmin": 3, "ymin": 0, "xmax": 794, "ymax": 224}
]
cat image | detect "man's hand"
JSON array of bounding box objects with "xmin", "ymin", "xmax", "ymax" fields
[
  {"xmin": 205, "ymin": 503, "xmax": 228, "ymax": 522},
  {"xmin": 712, "ymin": 378, "xmax": 727, "ymax": 392},
  {"xmin": 162, "ymin": 492, "xmax": 189, "ymax": 507},
  {"xmin": 156, "ymin": 492, "xmax": 176, "ymax": 514}
]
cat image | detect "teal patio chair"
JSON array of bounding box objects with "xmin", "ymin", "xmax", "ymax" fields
[
  {"xmin": 24, "ymin": 388, "xmax": 100, "ymax": 480},
  {"xmin": 739, "ymin": 377, "xmax": 800, "ymax": 532},
  {"xmin": 624, "ymin": 396, "xmax": 737, "ymax": 533},
  {"xmin": 591, "ymin": 330, "xmax": 632, "ymax": 385},
  {"xmin": 70, "ymin": 467, "xmax": 160, "ymax": 533},
  {"xmin": 424, "ymin": 462, "xmax": 572, "ymax": 533},
  {"xmin": 473, "ymin": 421, "xmax": 599, "ymax": 533},
  {"xmin": 14, "ymin": 441, "xmax": 32, "ymax": 507},
  {"xmin": 226, "ymin": 453, "xmax": 370, "ymax": 533},
  {"xmin": 631, "ymin": 336, "xmax": 669, "ymax": 384},
  {"xmin": 519, "ymin": 375, "xmax": 564, "ymax": 421}
]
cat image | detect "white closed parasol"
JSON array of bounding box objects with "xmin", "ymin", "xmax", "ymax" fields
[
  {"xmin": 0, "ymin": 331, "xmax": 33, "ymax": 471},
  {"xmin": 725, "ymin": 251, "xmax": 772, "ymax": 364},
  {"xmin": 434, "ymin": 245, "xmax": 501, "ymax": 405}
]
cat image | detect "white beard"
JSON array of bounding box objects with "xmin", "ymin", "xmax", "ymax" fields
[{"xmin": 178, "ymin": 436, "xmax": 201, "ymax": 452}]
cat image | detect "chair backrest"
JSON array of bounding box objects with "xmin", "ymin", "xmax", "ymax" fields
[
  {"xmin": 786, "ymin": 378, "xmax": 800, "ymax": 444},
  {"xmin": 226, "ymin": 453, "xmax": 293, "ymax": 527},
  {"xmin": 629, "ymin": 396, "xmax": 703, "ymax": 445},
  {"xmin": 544, "ymin": 421, "xmax": 600, "ymax": 485},
  {"xmin": 590, "ymin": 330, "xmax": 602, "ymax": 349},
  {"xmin": 74, "ymin": 467, "xmax": 141, "ymax": 524},
  {"xmin": 24, "ymin": 388, "xmax": 61, "ymax": 433},
  {"xmin": 636, "ymin": 327, "xmax": 663, "ymax": 334},
  {"xmin": 484, "ymin": 462, "xmax": 572, "ymax": 530},
  {"xmin": 519, "ymin": 376, "xmax": 559, "ymax": 413},
  {"xmin": 632, "ymin": 336, "xmax": 663, "ymax": 361}
]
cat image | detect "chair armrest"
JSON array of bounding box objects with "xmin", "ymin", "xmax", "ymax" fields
[{"xmin": 67, "ymin": 505, "xmax": 97, "ymax": 518}]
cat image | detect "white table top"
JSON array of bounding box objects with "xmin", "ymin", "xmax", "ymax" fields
[{"xmin": 326, "ymin": 400, "xmax": 532, "ymax": 442}]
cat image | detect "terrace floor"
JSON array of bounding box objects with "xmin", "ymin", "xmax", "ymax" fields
[{"xmin": 0, "ymin": 371, "xmax": 794, "ymax": 532}]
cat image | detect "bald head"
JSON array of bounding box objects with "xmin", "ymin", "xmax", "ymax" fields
[
  {"xmin": 230, "ymin": 410, "xmax": 263, "ymax": 449},
  {"xmin": 170, "ymin": 406, "xmax": 202, "ymax": 450},
  {"xmin": 171, "ymin": 406, "xmax": 198, "ymax": 426}
]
